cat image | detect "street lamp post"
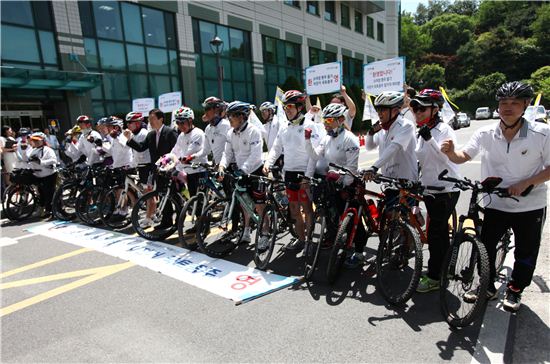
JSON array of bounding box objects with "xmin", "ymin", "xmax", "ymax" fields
[{"xmin": 209, "ymin": 35, "xmax": 224, "ymax": 100}]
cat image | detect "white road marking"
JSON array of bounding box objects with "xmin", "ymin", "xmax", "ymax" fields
[{"xmin": 0, "ymin": 233, "xmax": 37, "ymax": 248}]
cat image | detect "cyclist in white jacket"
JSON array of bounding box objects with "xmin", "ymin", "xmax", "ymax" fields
[
  {"xmin": 126, "ymin": 111, "xmax": 152, "ymax": 186},
  {"xmin": 65, "ymin": 115, "xmax": 103, "ymax": 166}
]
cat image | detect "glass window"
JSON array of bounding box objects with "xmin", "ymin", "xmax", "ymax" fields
[
  {"xmin": 324, "ymin": 51, "xmax": 336, "ymax": 63},
  {"xmin": 84, "ymin": 38, "xmax": 99, "ymax": 69},
  {"xmin": 91, "ymin": 101, "xmax": 105, "ymax": 119},
  {"xmin": 1, "ymin": 1, "xmax": 33, "ymax": 26},
  {"xmin": 79, "ymin": 1, "xmax": 95, "ymax": 37},
  {"xmin": 1, "ymin": 25, "xmax": 39, "ymax": 63},
  {"xmin": 229, "ymin": 28, "xmax": 244, "ymax": 58},
  {"xmin": 90, "ymin": 84, "xmax": 103, "ymax": 100},
  {"xmin": 286, "ymin": 43, "xmax": 298, "ymax": 67},
  {"xmin": 377, "ymin": 22, "xmax": 384, "ymax": 42},
  {"xmin": 367, "ymin": 17, "xmax": 374, "ymax": 38},
  {"xmin": 93, "ymin": 1, "xmax": 123, "ymax": 40},
  {"xmin": 149, "ymin": 74, "xmax": 171, "ymax": 96},
  {"xmin": 129, "ymin": 74, "xmax": 149, "ymax": 98},
  {"xmin": 198, "ymin": 21, "xmax": 215, "ymax": 54},
  {"xmin": 324, "ymin": 1, "xmax": 335, "ymax": 22},
  {"xmin": 126, "ymin": 44, "xmax": 146, "ymax": 72},
  {"xmin": 217, "ymin": 25, "xmax": 230, "ymax": 57},
  {"xmin": 354, "ymin": 11, "xmax": 363, "ymax": 33},
  {"xmin": 171, "ymin": 76, "xmax": 180, "ymax": 91},
  {"xmin": 165, "ymin": 12, "xmax": 177, "ymax": 49},
  {"xmin": 143, "ymin": 7, "xmax": 166, "ymax": 47},
  {"xmin": 201, "ymin": 55, "xmax": 217, "ymax": 77},
  {"xmin": 121, "ymin": 3, "xmax": 143, "ymax": 43},
  {"xmin": 169, "ymin": 50, "xmax": 178, "ymax": 75},
  {"xmin": 283, "ymin": 1, "xmax": 300, "ymax": 8},
  {"xmin": 232, "ymin": 60, "xmax": 246, "ymax": 80},
  {"xmin": 103, "ymin": 73, "xmax": 129, "ymax": 100},
  {"xmin": 341, "ymin": 3, "xmax": 350, "ymax": 28},
  {"xmin": 32, "ymin": 2, "xmax": 53, "ymax": 30},
  {"xmin": 309, "ymin": 47, "xmax": 320, "ymax": 65},
  {"xmin": 306, "ymin": 1, "xmax": 319, "ymax": 15},
  {"xmin": 233, "ymin": 82, "xmax": 248, "ymax": 101},
  {"xmin": 264, "ymin": 37, "xmax": 276, "ymax": 64},
  {"xmin": 98, "ymin": 40, "xmax": 126, "ymax": 70},
  {"xmin": 38, "ymin": 31, "xmax": 57, "ymax": 65},
  {"xmin": 147, "ymin": 47, "xmax": 169, "ymax": 74},
  {"xmin": 366, "ymin": 55, "xmax": 375, "ymax": 63}
]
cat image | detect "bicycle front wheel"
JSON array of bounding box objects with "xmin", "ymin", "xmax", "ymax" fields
[
  {"xmin": 75, "ymin": 186, "xmax": 104, "ymax": 225},
  {"xmin": 495, "ymin": 228, "xmax": 512, "ymax": 274},
  {"xmin": 376, "ymin": 219, "xmax": 422, "ymax": 305},
  {"xmin": 254, "ymin": 203, "xmax": 278, "ymax": 270},
  {"xmin": 4, "ymin": 184, "xmax": 37, "ymax": 221},
  {"xmin": 440, "ymin": 232, "xmax": 490, "ymax": 328},
  {"xmin": 131, "ymin": 190, "xmax": 182, "ymax": 241},
  {"xmin": 99, "ymin": 185, "xmax": 137, "ymax": 229},
  {"xmin": 52, "ymin": 181, "xmax": 80, "ymax": 221},
  {"xmin": 304, "ymin": 209, "xmax": 326, "ymax": 281},
  {"xmin": 196, "ymin": 198, "xmax": 244, "ymax": 258},
  {"xmin": 327, "ymin": 213, "xmax": 353, "ymax": 284},
  {"xmin": 177, "ymin": 194, "xmax": 206, "ymax": 250}
]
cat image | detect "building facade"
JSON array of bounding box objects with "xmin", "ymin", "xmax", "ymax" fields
[{"xmin": 1, "ymin": 0, "xmax": 399, "ymax": 132}]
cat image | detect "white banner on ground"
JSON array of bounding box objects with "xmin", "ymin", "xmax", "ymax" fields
[
  {"xmin": 132, "ymin": 98, "xmax": 155, "ymax": 113},
  {"xmin": 158, "ymin": 92, "xmax": 182, "ymax": 113},
  {"xmin": 362, "ymin": 93, "xmax": 380, "ymax": 123},
  {"xmin": 27, "ymin": 222, "xmax": 299, "ymax": 304},
  {"xmin": 363, "ymin": 57, "xmax": 405, "ymax": 95},
  {"xmin": 305, "ymin": 62, "xmax": 342, "ymax": 95}
]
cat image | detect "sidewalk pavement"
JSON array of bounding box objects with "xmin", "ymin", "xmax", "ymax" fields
[{"xmin": 511, "ymin": 190, "xmax": 550, "ymax": 363}]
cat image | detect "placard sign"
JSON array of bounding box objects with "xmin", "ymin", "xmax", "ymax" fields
[
  {"xmin": 158, "ymin": 92, "xmax": 182, "ymax": 113},
  {"xmin": 132, "ymin": 98, "xmax": 155, "ymax": 113},
  {"xmin": 305, "ymin": 62, "xmax": 342, "ymax": 95},
  {"xmin": 363, "ymin": 57, "xmax": 405, "ymax": 94}
]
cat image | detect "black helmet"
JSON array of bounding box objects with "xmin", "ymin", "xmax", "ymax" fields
[{"xmin": 496, "ymin": 81, "xmax": 534, "ymax": 100}]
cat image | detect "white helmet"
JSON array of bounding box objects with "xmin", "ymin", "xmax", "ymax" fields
[
  {"xmin": 173, "ymin": 106, "xmax": 194, "ymax": 120},
  {"xmin": 374, "ymin": 91, "xmax": 405, "ymax": 108},
  {"xmin": 322, "ymin": 103, "xmax": 348, "ymax": 118}
]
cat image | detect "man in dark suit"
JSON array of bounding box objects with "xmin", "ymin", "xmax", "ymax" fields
[{"xmin": 124, "ymin": 108, "xmax": 178, "ymax": 229}]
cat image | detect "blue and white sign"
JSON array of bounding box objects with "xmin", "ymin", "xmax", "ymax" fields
[
  {"xmin": 363, "ymin": 57, "xmax": 405, "ymax": 95},
  {"xmin": 305, "ymin": 62, "xmax": 342, "ymax": 95},
  {"xmin": 132, "ymin": 98, "xmax": 155, "ymax": 113},
  {"xmin": 158, "ymin": 91, "xmax": 182, "ymax": 113},
  {"xmin": 27, "ymin": 222, "xmax": 299, "ymax": 304}
]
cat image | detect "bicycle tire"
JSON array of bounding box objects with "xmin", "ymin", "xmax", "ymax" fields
[
  {"xmin": 327, "ymin": 213, "xmax": 353, "ymax": 284},
  {"xmin": 196, "ymin": 198, "xmax": 244, "ymax": 258},
  {"xmin": 376, "ymin": 218, "xmax": 422, "ymax": 305},
  {"xmin": 440, "ymin": 232, "xmax": 490, "ymax": 328},
  {"xmin": 99, "ymin": 185, "xmax": 137, "ymax": 229},
  {"xmin": 495, "ymin": 228, "xmax": 513, "ymax": 274},
  {"xmin": 52, "ymin": 181, "xmax": 79, "ymax": 221},
  {"xmin": 131, "ymin": 190, "xmax": 182, "ymax": 241},
  {"xmin": 177, "ymin": 194, "xmax": 206, "ymax": 250},
  {"xmin": 304, "ymin": 210, "xmax": 326, "ymax": 281},
  {"xmin": 4, "ymin": 184, "xmax": 37, "ymax": 221},
  {"xmin": 75, "ymin": 186, "xmax": 104, "ymax": 225},
  {"xmin": 254, "ymin": 203, "xmax": 278, "ymax": 270}
]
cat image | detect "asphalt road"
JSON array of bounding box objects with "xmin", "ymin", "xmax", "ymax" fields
[{"xmin": 1, "ymin": 119, "xmax": 540, "ymax": 363}]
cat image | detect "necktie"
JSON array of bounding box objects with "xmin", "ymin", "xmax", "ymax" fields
[{"xmin": 156, "ymin": 130, "xmax": 161, "ymax": 147}]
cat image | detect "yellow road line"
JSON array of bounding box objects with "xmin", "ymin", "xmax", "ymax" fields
[
  {"xmin": 1, "ymin": 263, "xmax": 133, "ymax": 289},
  {"xmin": 0, "ymin": 261, "xmax": 134, "ymax": 317},
  {"xmin": 0, "ymin": 248, "xmax": 92, "ymax": 279}
]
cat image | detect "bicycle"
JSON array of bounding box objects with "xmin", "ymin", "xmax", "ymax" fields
[
  {"xmin": 131, "ymin": 166, "xmax": 187, "ymax": 241},
  {"xmin": 437, "ymin": 169, "xmax": 532, "ymax": 327},
  {"xmin": 52, "ymin": 162, "xmax": 86, "ymax": 221},
  {"xmin": 99, "ymin": 166, "xmax": 146, "ymax": 229},
  {"xmin": 177, "ymin": 163, "xmax": 226, "ymax": 250},
  {"xmin": 3, "ymin": 168, "xmax": 42, "ymax": 221},
  {"xmin": 495, "ymin": 228, "xmax": 514, "ymax": 275},
  {"xmin": 324, "ymin": 163, "xmax": 385, "ymax": 284},
  {"xmin": 75, "ymin": 165, "xmax": 117, "ymax": 226},
  {"xmin": 372, "ymin": 174, "xmax": 450, "ymax": 305}
]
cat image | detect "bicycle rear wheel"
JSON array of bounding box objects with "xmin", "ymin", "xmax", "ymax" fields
[
  {"xmin": 196, "ymin": 198, "xmax": 244, "ymax": 258},
  {"xmin": 304, "ymin": 210, "xmax": 326, "ymax": 281},
  {"xmin": 177, "ymin": 194, "xmax": 206, "ymax": 250},
  {"xmin": 99, "ymin": 185, "xmax": 137, "ymax": 229},
  {"xmin": 4, "ymin": 184, "xmax": 37, "ymax": 221},
  {"xmin": 376, "ymin": 219, "xmax": 422, "ymax": 305},
  {"xmin": 52, "ymin": 181, "xmax": 79, "ymax": 221},
  {"xmin": 131, "ymin": 190, "xmax": 182, "ymax": 241},
  {"xmin": 440, "ymin": 232, "xmax": 490, "ymax": 328},
  {"xmin": 254, "ymin": 203, "xmax": 278, "ymax": 270},
  {"xmin": 327, "ymin": 213, "xmax": 353, "ymax": 284},
  {"xmin": 75, "ymin": 186, "xmax": 104, "ymax": 225},
  {"xmin": 495, "ymin": 228, "xmax": 512, "ymax": 274}
]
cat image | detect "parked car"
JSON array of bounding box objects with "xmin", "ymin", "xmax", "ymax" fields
[
  {"xmin": 457, "ymin": 112, "xmax": 470, "ymax": 127},
  {"xmin": 524, "ymin": 105, "xmax": 548, "ymax": 123},
  {"xmin": 475, "ymin": 107, "xmax": 491, "ymax": 120},
  {"xmin": 492, "ymin": 110, "xmax": 499, "ymax": 119}
]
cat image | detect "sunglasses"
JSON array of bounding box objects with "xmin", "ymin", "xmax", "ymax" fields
[
  {"xmin": 175, "ymin": 118, "xmax": 191, "ymax": 124},
  {"xmin": 412, "ymin": 105, "xmax": 428, "ymax": 113},
  {"xmin": 323, "ymin": 117, "xmax": 337, "ymax": 125},
  {"xmin": 283, "ymin": 104, "xmax": 297, "ymax": 110},
  {"xmin": 374, "ymin": 106, "xmax": 390, "ymax": 113}
]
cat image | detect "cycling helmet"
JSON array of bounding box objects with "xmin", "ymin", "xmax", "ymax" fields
[
  {"xmin": 65, "ymin": 124, "xmax": 81, "ymax": 135},
  {"xmin": 96, "ymin": 117, "xmax": 109, "ymax": 126},
  {"xmin": 76, "ymin": 115, "xmax": 92, "ymax": 124},
  {"xmin": 496, "ymin": 81, "xmax": 534, "ymax": 100},
  {"xmin": 126, "ymin": 111, "xmax": 144, "ymax": 123},
  {"xmin": 374, "ymin": 91, "xmax": 405, "ymax": 108},
  {"xmin": 410, "ymin": 89, "xmax": 445, "ymax": 108},
  {"xmin": 30, "ymin": 132, "xmax": 46, "ymax": 141},
  {"xmin": 173, "ymin": 106, "xmax": 194, "ymax": 120},
  {"xmin": 281, "ymin": 90, "xmax": 306, "ymax": 105},
  {"xmin": 322, "ymin": 103, "xmax": 348, "ymax": 118},
  {"xmin": 226, "ymin": 101, "xmax": 251, "ymax": 116},
  {"xmin": 105, "ymin": 116, "xmax": 123, "ymax": 128},
  {"xmin": 18, "ymin": 127, "xmax": 31, "ymax": 136},
  {"xmin": 259, "ymin": 101, "xmax": 277, "ymax": 113},
  {"xmin": 202, "ymin": 96, "xmax": 224, "ymax": 110}
]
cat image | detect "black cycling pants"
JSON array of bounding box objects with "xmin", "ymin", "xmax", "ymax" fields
[
  {"xmin": 481, "ymin": 207, "xmax": 546, "ymax": 291},
  {"xmin": 36, "ymin": 173, "xmax": 57, "ymax": 212}
]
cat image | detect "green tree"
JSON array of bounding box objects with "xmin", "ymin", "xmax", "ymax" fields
[
  {"xmin": 530, "ymin": 4, "xmax": 550, "ymax": 52},
  {"xmin": 477, "ymin": 1, "xmax": 543, "ymax": 37},
  {"xmin": 447, "ymin": 0, "xmax": 479, "ymax": 16},
  {"xmin": 422, "ymin": 13, "xmax": 474, "ymax": 55},
  {"xmin": 465, "ymin": 72, "xmax": 506, "ymax": 101},
  {"xmin": 414, "ymin": 0, "xmax": 450, "ymax": 25},
  {"xmin": 400, "ymin": 14, "xmax": 431, "ymax": 65},
  {"xmin": 417, "ymin": 64, "xmax": 446, "ymax": 89},
  {"xmin": 529, "ymin": 66, "xmax": 550, "ymax": 101}
]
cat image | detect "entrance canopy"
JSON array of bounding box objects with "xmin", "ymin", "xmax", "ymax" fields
[{"xmin": 1, "ymin": 66, "xmax": 102, "ymax": 91}]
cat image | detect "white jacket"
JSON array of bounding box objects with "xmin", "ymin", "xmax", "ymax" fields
[
  {"xmin": 263, "ymin": 115, "xmax": 286, "ymax": 150},
  {"xmin": 66, "ymin": 130, "xmax": 103, "ymax": 165},
  {"xmin": 197, "ymin": 118, "xmax": 231, "ymax": 165},
  {"xmin": 20, "ymin": 145, "xmax": 57, "ymax": 178},
  {"xmin": 131, "ymin": 128, "xmax": 151, "ymax": 166},
  {"xmin": 220, "ymin": 122, "xmax": 263, "ymax": 175},
  {"xmin": 102, "ymin": 134, "xmax": 135, "ymax": 169},
  {"xmin": 171, "ymin": 127, "xmax": 208, "ymax": 174}
]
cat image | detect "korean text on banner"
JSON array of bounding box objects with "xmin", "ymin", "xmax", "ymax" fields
[
  {"xmin": 363, "ymin": 57, "xmax": 405, "ymax": 95},
  {"xmin": 132, "ymin": 98, "xmax": 155, "ymax": 113},
  {"xmin": 158, "ymin": 92, "xmax": 182, "ymax": 113},
  {"xmin": 305, "ymin": 62, "xmax": 342, "ymax": 95}
]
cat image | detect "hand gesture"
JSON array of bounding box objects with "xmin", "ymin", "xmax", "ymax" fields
[
  {"xmin": 440, "ymin": 139, "xmax": 455, "ymax": 155},
  {"xmin": 123, "ymin": 129, "xmax": 133, "ymax": 140},
  {"xmin": 340, "ymin": 84, "xmax": 347, "ymax": 94},
  {"xmin": 304, "ymin": 128, "xmax": 312, "ymax": 140}
]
